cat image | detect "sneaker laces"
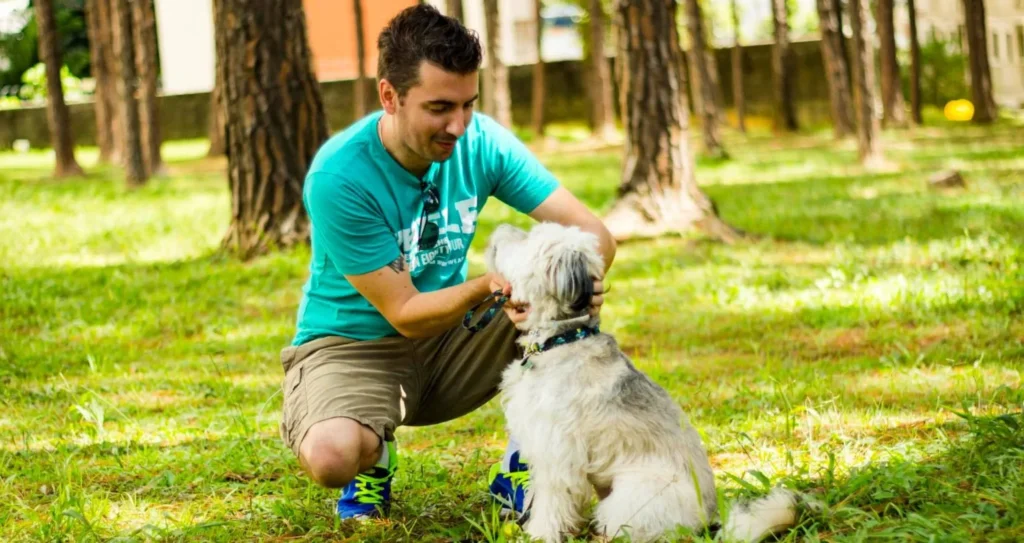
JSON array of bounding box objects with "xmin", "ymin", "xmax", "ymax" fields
[{"xmin": 352, "ymin": 467, "xmax": 390, "ymax": 505}]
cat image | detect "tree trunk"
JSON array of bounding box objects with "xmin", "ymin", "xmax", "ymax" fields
[
  {"xmin": 100, "ymin": 0, "xmax": 123, "ymax": 164},
  {"xmin": 849, "ymin": 0, "xmax": 884, "ymax": 166},
  {"xmin": 589, "ymin": 0, "xmax": 616, "ymax": 142},
  {"xmin": 731, "ymin": 0, "xmax": 745, "ymax": 133},
  {"xmin": 446, "ymin": 0, "xmax": 463, "ymax": 21},
  {"xmin": 532, "ymin": 0, "xmax": 545, "ymax": 137},
  {"xmin": 482, "ymin": 0, "xmax": 512, "ymax": 128},
  {"xmin": 354, "ymin": 0, "xmax": 369, "ymax": 119},
  {"xmin": 908, "ymin": 0, "xmax": 922, "ymax": 125},
  {"xmin": 877, "ymin": 0, "xmax": 907, "ymax": 128},
  {"xmin": 132, "ymin": 0, "xmax": 164, "ymax": 175},
  {"xmin": 686, "ymin": 0, "xmax": 726, "ymax": 158},
  {"xmin": 86, "ymin": 0, "xmax": 114, "ymax": 163},
  {"xmin": 963, "ymin": 0, "xmax": 997, "ymax": 124},
  {"xmin": 816, "ymin": 0, "xmax": 855, "ymax": 138},
  {"xmin": 34, "ymin": 0, "xmax": 85, "ymax": 177},
  {"xmin": 207, "ymin": 78, "xmax": 226, "ymax": 156},
  {"xmin": 114, "ymin": 0, "xmax": 146, "ymax": 186},
  {"xmin": 214, "ymin": 0, "xmax": 330, "ymax": 260},
  {"xmin": 606, "ymin": 0, "xmax": 739, "ymax": 243},
  {"xmin": 770, "ymin": 0, "xmax": 798, "ymax": 131}
]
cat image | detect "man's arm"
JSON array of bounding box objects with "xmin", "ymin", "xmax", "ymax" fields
[
  {"xmin": 527, "ymin": 186, "xmax": 617, "ymax": 275},
  {"xmin": 346, "ymin": 257, "xmax": 499, "ymax": 339}
]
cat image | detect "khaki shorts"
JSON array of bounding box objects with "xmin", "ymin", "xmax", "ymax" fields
[{"xmin": 278, "ymin": 312, "xmax": 520, "ymax": 457}]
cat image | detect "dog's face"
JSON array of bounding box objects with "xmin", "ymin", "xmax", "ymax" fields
[{"xmin": 485, "ymin": 223, "xmax": 604, "ymax": 326}]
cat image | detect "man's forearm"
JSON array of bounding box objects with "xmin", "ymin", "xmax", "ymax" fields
[{"xmin": 390, "ymin": 274, "xmax": 495, "ymax": 338}]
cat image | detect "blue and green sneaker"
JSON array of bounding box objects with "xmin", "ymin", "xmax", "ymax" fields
[
  {"xmin": 488, "ymin": 450, "xmax": 530, "ymax": 519},
  {"xmin": 336, "ymin": 439, "xmax": 398, "ymax": 520}
]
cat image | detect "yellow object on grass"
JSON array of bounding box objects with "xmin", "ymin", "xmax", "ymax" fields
[{"xmin": 944, "ymin": 99, "xmax": 975, "ymax": 121}]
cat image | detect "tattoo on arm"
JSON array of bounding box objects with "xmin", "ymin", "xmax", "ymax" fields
[{"xmin": 387, "ymin": 256, "xmax": 405, "ymax": 273}]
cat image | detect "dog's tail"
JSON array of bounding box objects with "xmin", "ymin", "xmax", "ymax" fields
[{"xmin": 719, "ymin": 487, "xmax": 799, "ymax": 542}]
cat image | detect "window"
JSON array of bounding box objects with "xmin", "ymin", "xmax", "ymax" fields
[
  {"xmin": 992, "ymin": 31, "xmax": 999, "ymax": 59},
  {"xmin": 1009, "ymin": 33, "xmax": 1015, "ymax": 62},
  {"xmin": 1018, "ymin": 25, "xmax": 1023, "ymax": 60}
]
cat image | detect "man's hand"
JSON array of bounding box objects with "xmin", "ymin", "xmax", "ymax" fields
[{"xmin": 491, "ymin": 275, "xmax": 606, "ymax": 325}]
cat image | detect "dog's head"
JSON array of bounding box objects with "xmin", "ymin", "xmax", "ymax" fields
[{"xmin": 485, "ymin": 222, "xmax": 604, "ymax": 327}]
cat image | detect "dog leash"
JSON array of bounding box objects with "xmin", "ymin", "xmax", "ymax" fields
[{"xmin": 462, "ymin": 290, "xmax": 509, "ymax": 333}]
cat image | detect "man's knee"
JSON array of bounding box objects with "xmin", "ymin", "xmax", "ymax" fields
[{"xmin": 299, "ymin": 418, "xmax": 381, "ymax": 488}]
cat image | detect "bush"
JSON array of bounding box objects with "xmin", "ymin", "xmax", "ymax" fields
[{"xmin": 902, "ymin": 37, "xmax": 970, "ymax": 107}]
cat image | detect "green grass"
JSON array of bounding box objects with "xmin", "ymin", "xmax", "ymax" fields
[{"xmin": 1, "ymin": 119, "xmax": 1022, "ymax": 542}]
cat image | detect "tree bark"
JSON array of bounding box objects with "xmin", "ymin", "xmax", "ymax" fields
[
  {"xmin": 908, "ymin": 0, "xmax": 922, "ymax": 125},
  {"xmin": 353, "ymin": 0, "xmax": 369, "ymax": 119},
  {"xmin": 86, "ymin": 0, "xmax": 114, "ymax": 163},
  {"xmin": 214, "ymin": 0, "xmax": 330, "ymax": 260},
  {"xmin": 113, "ymin": 0, "xmax": 146, "ymax": 186},
  {"xmin": 877, "ymin": 0, "xmax": 907, "ymax": 128},
  {"xmin": 446, "ymin": 0, "xmax": 463, "ymax": 21},
  {"xmin": 207, "ymin": 77, "xmax": 226, "ymax": 156},
  {"xmin": 770, "ymin": 0, "xmax": 798, "ymax": 131},
  {"xmin": 606, "ymin": 0, "xmax": 740, "ymax": 243},
  {"xmin": 99, "ymin": 0, "xmax": 123, "ymax": 163},
  {"xmin": 849, "ymin": 0, "xmax": 884, "ymax": 166},
  {"xmin": 962, "ymin": 0, "xmax": 997, "ymax": 124},
  {"xmin": 816, "ymin": 0, "xmax": 855, "ymax": 138},
  {"xmin": 686, "ymin": 0, "xmax": 726, "ymax": 158},
  {"xmin": 482, "ymin": 0, "xmax": 512, "ymax": 128},
  {"xmin": 132, "ymin": 0, "xmax": 164, "ymax": 175},
  {"xmin": 589, "ymin": 0, "xmax": 617, "ymax": 141},
  {"xmin": 532, "ymin": 0, "xmax": 545, "ymax": 137},
  {"xmin": 731, "ymin": 0, "xmax": 745, "ymax": 133},
  {"xmin": 34, "ymin": 0, "xmax": 85, "ymax": 177}
]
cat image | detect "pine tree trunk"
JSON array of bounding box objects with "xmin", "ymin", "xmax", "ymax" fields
[
  {"xmin": 114, "ymin": 0, "xmax": 146, "ymax": 186},
  {"xmin": 34, "ymin": 0, "xmax": 85, "ymax": 177},
  {"xmin": 354, "ymin": 0, "xmax": 369, "ymax": 119},
  {"xmin": 86, "ymin": 0, "xmax": 114, "ymax": 163},
  {"xmin": 132, "ymin": 0, "xmax": 164, "ymax": 175},
  {"xmin": 877, "ymin": 0, "xmax": 907, "ymax": 128},
  {"xmin": 908, "ymin": 0, "xmax": 922, "ymax": 125},
  {"xmin": 770, "ymin": 0, "xmax": 798, "ymax": 131},
  {"xmin": 99, "ymin": 0, "xmax": 123, "ymax": 164},
  {"xmin": 207, "ymin": 79, "xmax": 226, "ymax": 156},
  {"xmin": 850, "ymin": 0, "xmax": 884, "ymax": 166},
  {"xmin": 731, "ymin": 0, "xmax": 745, "ymax": 133},
  {"xmin": 816, "ymin": 0, "xmax": 855, "ymax": 138},
  {"xmin": 962, "ymin": 0, "xmax": 997, "ymax": 124},
  {"xmin": 215, "ymin": 0, "xmax": 330, "ymax": 260},
  {"xmin": 686, "ymin": 0, "xmax": 726, "ymax": 158},
  {"xmin": 482, "ymin": 0, "xmax": 512, "ymax": 128},
  {"xmin": 446, "ymin": 0, "xmax": 463, "ymax": 21},
  {"xmin": 532, "ymin": 0, "xmax": 545, "ymax": 137},
  {"xmin": 589, "ymin": 0, "xmax": 616, "ymax": 141},
  {"xmin": 605, "ymin": 0, "xmax": 739, "ymax": 243}
]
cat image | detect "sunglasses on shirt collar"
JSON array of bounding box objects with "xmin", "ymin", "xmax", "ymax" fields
[{"xmin": 418, "ymin": 180, "xmax": 440, "ymax": 250}]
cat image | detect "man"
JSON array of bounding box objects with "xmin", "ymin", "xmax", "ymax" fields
[{"xmin": 279, "ymin": 4, "xmax": 616, "ymax": 520}]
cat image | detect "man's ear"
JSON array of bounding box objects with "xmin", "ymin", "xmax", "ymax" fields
[{"xmin": 379, "ymin": 79, "xmax": 399, "ymax": 114}]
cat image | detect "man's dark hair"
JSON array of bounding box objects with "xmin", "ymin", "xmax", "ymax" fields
[{"xmin": 377, "ymin": 4, "xmax": 483, "ymax": 97}]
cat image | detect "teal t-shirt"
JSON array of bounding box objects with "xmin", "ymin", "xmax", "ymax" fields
[{"xmin": 292, "ymin": 111, "xmax": 560, "ymax": 345}]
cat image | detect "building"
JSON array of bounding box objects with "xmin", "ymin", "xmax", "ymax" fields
[
  {"xmin": 900, "ymin": 0, "xmax": 1024, "ymax": 107},
  {"xmin": 152, "ymin": 0, "xmax": 583, "ymax": 96}
]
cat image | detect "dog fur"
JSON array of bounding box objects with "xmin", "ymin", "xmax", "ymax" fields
[{"xmin": 485, "ymin": 222, "xmax": 797, "ymax": 543}]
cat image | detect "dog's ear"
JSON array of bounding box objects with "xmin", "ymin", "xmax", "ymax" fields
[{"xmin": 551, "ymin": 250, "xmax": 594, "ymax": 314}]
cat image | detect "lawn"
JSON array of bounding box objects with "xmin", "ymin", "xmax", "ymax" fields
[{"xmin": 1, "ymin": 118, "xmax": 1022, "ymax": 542}]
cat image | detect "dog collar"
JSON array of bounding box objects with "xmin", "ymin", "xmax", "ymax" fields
[{"xmin": 521, "ymin": 325, "xmax": 601, "ymax": 369}]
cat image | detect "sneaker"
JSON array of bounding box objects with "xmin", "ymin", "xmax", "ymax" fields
[
  {"xmin": 336, "ymin": 440, "xmax": 398, "ymax": 520},
  {"xmin": 488, "ymin": 450, "xmax": 530, "ymax": 519}
]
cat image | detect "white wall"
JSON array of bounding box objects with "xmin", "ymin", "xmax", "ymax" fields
[{"xmin": 154, "ymin": 0, "xmax": 216, "ymax": 95}]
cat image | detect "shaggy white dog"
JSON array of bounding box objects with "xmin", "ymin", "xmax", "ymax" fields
[{"xmin": 485, "ymin": 222, "xmax": 798, "ymax": 543}]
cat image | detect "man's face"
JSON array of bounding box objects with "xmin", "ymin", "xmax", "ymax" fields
[{"xmin": 389, "ymin": 61, "xmax": 479, "ymax": 164}]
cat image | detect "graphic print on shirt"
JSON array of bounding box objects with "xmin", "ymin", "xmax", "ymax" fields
[{"xmin": 395, "ymin": 195, "xmax": 479, "ymax": 273}]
